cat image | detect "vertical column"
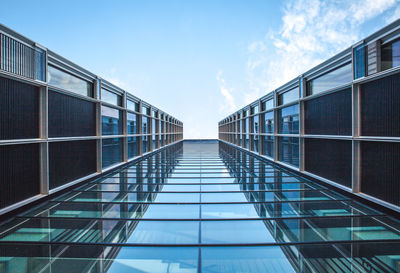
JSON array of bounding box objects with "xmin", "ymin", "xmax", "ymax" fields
[
  {"xmin": 39, "ymin": 85, "xmax": 48, "ymax": 194},
  {"xmin": 122, "ymin": 92, "xmax": 128, "ymax": 162},
  {"xmin": 138, "ymin": 100, "xmax": 143, "ymax": 155},
  {"xmin": 95, "ymin": 79, "xmax": 102, "ymax": 173},
  {"xmin": 299, "ymin": 76, "xmax": 306, "ymax": 171},
  {"xmin": 352, "ymin": 83, "xmax": 361, "ymax": 193},
  {"xmin": 258, "ymin": 99, "xmax": 262, "ymax": 155},
  {"xmin": 273, "ymin": 91, "xmax": 279, "ymax": 162}
]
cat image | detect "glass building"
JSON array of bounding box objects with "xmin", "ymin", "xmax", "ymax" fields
[{"xmin": 0, "ymin": 19, "xmax": 400, "ymax": 273}]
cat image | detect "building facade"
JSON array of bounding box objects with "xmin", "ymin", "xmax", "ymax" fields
[
  {"xmin": 219, "ymin": 19, "xmax": 400, "ymax": 212},
  {"xmin": 0, "ymin": 24, "xmax": 183, "ymax": 215}
]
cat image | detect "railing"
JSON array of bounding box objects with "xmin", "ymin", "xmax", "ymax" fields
[{"xmin": 0, "ymin": 33, "xmax": 45, "ymax": 81}]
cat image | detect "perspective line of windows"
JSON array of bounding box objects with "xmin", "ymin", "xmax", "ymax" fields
[
  {"xmin": 0, "ymin": 28, "xmax": 183, "ymax": 213},
  {"xmin": 219, "ymin": 25, "xmax": 400, "ymax": 209}
]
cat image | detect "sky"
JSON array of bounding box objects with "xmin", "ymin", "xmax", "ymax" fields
[{"xmin": 1, "ymin": 0, "xmax": 399, "ymax": 138}]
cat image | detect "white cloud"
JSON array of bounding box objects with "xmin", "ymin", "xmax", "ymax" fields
[
  {"xmin": 245, "ymin": 0, "xmax": 399, "ymax": 102},
  {"xmin": 216, "ymin": 70, "xmax": 236, "ymax": 113},
  {"xmin": 386, "ymin": 4, "xmax": 400, "ymax": 23}
]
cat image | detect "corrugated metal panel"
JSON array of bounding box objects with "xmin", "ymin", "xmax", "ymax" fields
[
  {"xmin": 304, "ymin": 88, "xmax": 352, "ymax": 135},
  {"xmin": 361, "ymin": 141, "xmax": 400, "ymax": 206},
  {"xmin": 0, "ymin": 76, "xmax": 39, "ymax": 140},
  {"xmin": 361, "ymin": 72, "xmax": 400, "ymax": 137},
  {"xmin": 49, "ymin": 140, "xmax": 97, "ymax": 190},
  {"xmin": 305, "ymin": 138, "xmax": 352, "ymax": 188},
  {"xmin": 48, "ymin": 90, "xmax": 96, "ymax": 137},
  {"xmin": 0, "ymin": 144, "xmax": 40, "ymax": 209}
]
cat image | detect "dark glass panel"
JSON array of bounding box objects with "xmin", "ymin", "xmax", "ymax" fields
[
  {"xmin": 0, "ymin": 144, "xmax": 40, "ymax": 209},
  {"xmin": 304, "ymin": 88, "xmax": 351, "ymax": 135},
  {"xmin": 381, "ymin": 38, "xmax": 400, "ymax": 71},
  {"xmin": 48, "ymin": 90, "xmax": 96, "ymax": 137},
  {"xmin": 305, "ymin": 138, "xmax": 352, "ymax": 188},
  {"xmin": 49, "ymin": 140, "xmax": 97, "ymax": 190},
  {"xmin": 0, "ymin": 76, "xmax": 39, "ymax": 140},
  {"xmin": 361, "ymin": 72, "xmax": 400, "ymax": 137},
  {"xmin": 361, "ymin": 141, "xmax": 400, "ymax": 206}
]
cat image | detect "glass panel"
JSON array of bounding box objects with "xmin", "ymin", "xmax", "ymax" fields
[
  {"xmin": 278, "ymin": 104, "xmax": 299, "ymax": 134},
  {"xmin": 278, "ymin": 87, "xmax": 298, "ymax": 105},
  {"xmin": 278, "ymin": 137, "xmax": 299, "ymax": 167},
  {"xmin": 48, "ymin": 65, "xmax": 93, "ymax": 97},
  {"xmin": 102, "ymin": 137, "xmax": 123, "ymax": 168},
  {"xmin": 127, "ymin": 113, "xmax": 138, "ymax": 134},
  {"xmin": 307, "ymin": 63, "xmax": 352, "ymax": 95},
  {"xmin": 142, "ymin": 115, "xmax": 149, "ymax": 134},
  {"xmin": 102, "ymin": 106, "xmax": 123, "ymax": 135},
  {"xmin": 263, "ymin": 111, "xmax": 274, "ymax": 133},
  {"xmin": 128, "ymin": 137, "xmax": 138, "ymax": 158},
  {"xmin": 262, "ymin": 136, "xmax": 274, "ymax": 158},
  {"xmin": 101, "ymin": 88, "xmax": 121, "ymax": 106},
  {"xmin": 382, "ymin": 38, "xmax": 400, "ymax": 71},
  {"xmin": 127, "ymin": 99, "xmax": 139, "ymax": 112},
  {"xmin": 354, "ymin": 44, "xmax": 365, "ymax": 79}
]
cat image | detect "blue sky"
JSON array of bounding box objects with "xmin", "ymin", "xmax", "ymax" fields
[{"xmin": 2, "ymin": 0, "xmax": 399, "ymax": 138}]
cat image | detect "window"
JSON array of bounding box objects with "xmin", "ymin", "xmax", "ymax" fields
[
  {"xmin": 263, "ymin": 111, "xmax": 274, "ymax": 134},
  {"xmin": 142, "ymin": 106, "xmax": 150, "ymax": 115},
  {"xmin": 101, "ymin": 106, "xmax": 122, "ymax": 135},
  {"xmin": 127, "ymin": 113, "xmax": 138, "ymax": 134},
  {"xmin": 307, "ymin": 63, "xmax": 352, "ymax": 95},
  {"xmin": 152, "ymin": 118, "xmax": 156, "ymax": 134},
  {"xmin": 278, "ymin": 104, "xmax": 299, "ymax": 134},
  {"xmin": 253, "ymin": 115, "xmax": 259, "ymax": 134},
  {"xmin": 278, "ymin": 87, "xmax": 299, "ymax": 105},
  {"xmin": 262, "ymin": 136, "xmax": 274, "ymax": 158},
  {"xmin": 381, "ymin": 38, "xmax": 400, "ymax": 71},
  {"xmin": 101, "ymin": 88, "xmax": 122, "ymax": 106},
  {"xmin": 48, "ymin": 65, "xmax": 93, "ymax": 97},
  {"xmin": 128, "ymin": 137, "xmax": 138, "ymax": 158},
  {"xmin": 353, "ymin": 44, "xmax": 366, "ymax": 79},
  {"xmin": 278, "ymin": 137, "xmax": 299, "ymax": 167},
  {"xmin": 102, "ymin": 138, "xmax": 123, "ymax": 168},
  {"xmin": 262, "ymin": 99, "xmax": 274, "ymax": 111},
  {"xmin": 142, "ymin": 115, "xmax": 149, "ymax": 134},
  {"xmin": 127, "ymin": 100, "xmax": 139, "ymax": 112}
]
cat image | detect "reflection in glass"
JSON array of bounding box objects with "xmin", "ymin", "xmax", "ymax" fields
[
  {"xmin": 102, "ymin": 106, "xmax": 122, "ymax": 135},
  {"xmin": 278, "ymin": 104, "xmax": 299, "ymax": 134},
  {"xmin": 307, "ymin": 63, "xmax": 352, "ymax": 95},
  {"xmin": 48, "ymin": 65, "xmax": 93, "ymax": 97}
]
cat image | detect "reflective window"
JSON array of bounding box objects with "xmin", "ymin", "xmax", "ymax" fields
[
  {"xmin": 152, "ymin": 118, "xmax": 156, "ymax": 134},
  {"xmin": 253, "ymin": 115, "xmax": 259, "ymax": 134},
  {"xmin": 279, "ymin": 137, "xmax": 299, "ymax": 167},
  {"xmin": 128, "ymin": 136, "xmax": 138, "ymax": 158},
  {"xmin": 263, "ymin": 111, "xmax": 274, "ymax": 134},
  {"xmin": 382, "ymin": 38, "xmax": 400, "ymax": 71},
  {"xmin": 279, "ymin": 87, "xmax": 299, "ymax": 105},
  {"xmin": 101, "ymin": 106, "xmax": 122, "ymax": 135},
  {"xmin": 142, "ymin": 115, "xmax": 149, "ymax": 134},
  {"xmin": 353, "ymin": 44, "xmax": 365, "ymax": 79},
  {"xmin": 102, "ymin": 137, "xmax": 123, "ymax": 168},
  {"xmin": 101, "ymin": 88, "xmax": 122, "ymax": 106},
  {"xmin": 48, "ymin": 65, "xmax": 93, "ymax": 97},
  {"xmin": 278, "ymin": 104, "xmax": 299, "ymax": 134},
  {"xmin": 142, "ymin": 106, "xmax": 150, "ymax": 115},
  {"xmin": 263, "ymin": 136, "xmax": 274, "ymax": 158},
  {"xmin": 307, "ymin": 63, "xmax": 352, "ymax": 95},
  {"xmin": 127, "ymin": 99, "xmax": 139, "ymax": 112},
  {"xmin": 262, "ymin": 98, "xmax": 274, "ymax": 111},
  {"xmin": 127, "ymin": 113, "xmax": 138, "ymax": 134}
]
